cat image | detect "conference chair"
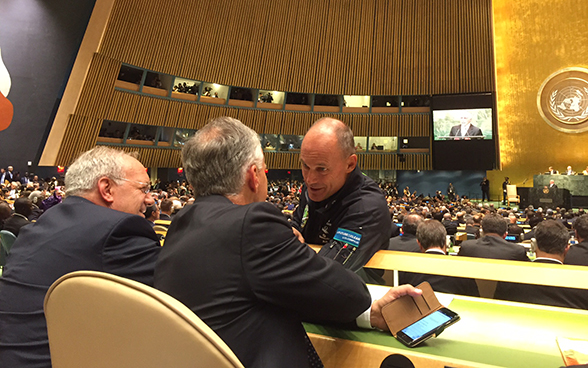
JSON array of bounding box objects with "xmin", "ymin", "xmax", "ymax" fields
[
  {"xmin": 506, "ymin": 185, "xmax": 520, "ymax": 207},
  {"xmin": 152, "ymin": 224, "xmax": 168, "ymax": 233},
  {"xmin": 44, "ymin": 271, "xmax": 244, "ymax": 368},
  {"xmin": 0, "ymin": 230, "xmax": 16, "ymax": 254},
  {"xmin": 0, "ymin": 230, "xmax": 16, "ymax": 275}
]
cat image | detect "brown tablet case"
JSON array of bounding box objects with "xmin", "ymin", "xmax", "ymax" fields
[{"xmin": 381, "ymin": 282, "xmax": 443, "ymax": 337}]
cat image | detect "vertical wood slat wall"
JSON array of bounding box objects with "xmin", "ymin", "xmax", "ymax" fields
[
  {"xmin": 55, "ymin": 0, "xmax": 494, "ymax": 169},
  {"xmin": 98, "ymin": 0, "xmax": 494, "ymax": 95}
]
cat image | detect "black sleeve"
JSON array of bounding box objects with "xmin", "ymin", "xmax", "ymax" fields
[
  {"xmin": 102, "ymin": 215, "xmax": 161, "ymax": 286},
  {"xmin": 318, "ymin": 197, "xmax": 391, "ymax": 273},
  {"xmin": 241, "ymin": 203, "xmax": 371, "ymax": 323}
]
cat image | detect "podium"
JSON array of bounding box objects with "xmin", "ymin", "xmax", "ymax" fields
[{"xmin": 528, "ymin": 187, "xmax": 571, "ymax": 208}]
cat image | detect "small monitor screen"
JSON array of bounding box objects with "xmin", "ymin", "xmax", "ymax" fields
[{"xmin": 433, "ymin": 108, "xmax": 493, "ymax": 141}]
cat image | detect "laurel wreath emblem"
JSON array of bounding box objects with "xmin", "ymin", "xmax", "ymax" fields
[{"xmin": 549, "ymin": 88, "xmax": 588, "ymax": 122}]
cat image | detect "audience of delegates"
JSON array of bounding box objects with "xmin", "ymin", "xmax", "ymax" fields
[
  {"xmin": 494, "ymin": 220, "xmax": 588, "ymax": 309},
  {"xmin": 1, "ymin": 144, "xmax": 588, "ymax": 367}
]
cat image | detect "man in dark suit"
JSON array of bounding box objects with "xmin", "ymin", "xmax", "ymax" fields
[
  {"xmin": 458, "ymin": 213, "xmax": 529, "ymax": 261},
  {"xmin": 480, "ymin": 177, "xmax": 490, "ymax": 201},
  {"xmin": 549, "ymin": 179, "xmax": 558, "ymax": 189},
  {"xmin": 495, "ymin": 220, "xmax": 588, "ymax": 309},
  {"xmin": 399, "ymin": 220, "xmax": 479, "ymax": 296},
  {"xmin": 441, "ymin": 212, "xmax": 458, "ymax": 235},
  {"xmin": 2, "ymin": 197, "xmax": 32, "ymax": 236},
  {"xmin": 158, "ymin": 198, "xmax": 173, "ymax": 221},
  {"xmin": 155, "ymin": 117, "xmax": 421, "ymax": 368},
  {"xmin": 565, "ymin": 214, "xmax": 588, "ymax": 266},
  {"xmin": 448, "ymin": 111, "xmax": 483, "ymax": 138},
  {"xmin": 388, "ymin": 213, "xmax": 422, "ymax": 252},
  {"xmin": 0, "ymin": 147, "xmax": 161, "ymax": 368},
  {"xmin": 465, "ymin": 216, "xmax": 481, "ymax": 238}
]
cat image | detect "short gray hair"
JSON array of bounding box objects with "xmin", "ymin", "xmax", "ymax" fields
[
  {"xmin": 182, "ymin": 116, "xmax": 263, "ymax": 197},
  {"xmin": 65, "ymin": 146, "xmax": 137, "ymax": 197}
]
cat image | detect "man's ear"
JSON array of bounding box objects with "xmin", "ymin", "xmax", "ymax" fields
[
  {"xmin": 346, "ymin": 154, "xmax": 358, "ymax": 173},
  {"xmin": 245, "ymin": 165, "xmax": 259, "ymax": 193},
  {"xmin": 563, "ymin": 243, "xmax": 571, "ymax": 257},
  {"xmin": 97, "ymin": 177, "xmax": 115, "ymax": 204},
  {"xmin": 417, "ymin": 240, "xmax": 426, "ymax": 253}
]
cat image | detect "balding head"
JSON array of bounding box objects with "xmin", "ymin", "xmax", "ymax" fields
[
  {"xmin": 402, "ymin": 214, "xmax": 423, "ymax": 235},
  {"xmin": 300, "ymin": 118, "xmax": 357, "ymax": 202},
  {"xmin": 304, "ymin": 118, "xmax": 355, "ymax": 158}
]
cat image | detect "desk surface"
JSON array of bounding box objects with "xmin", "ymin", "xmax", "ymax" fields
[{"xmin": 305, "ymin": 294, "xmax": 588, "ymax": 368}]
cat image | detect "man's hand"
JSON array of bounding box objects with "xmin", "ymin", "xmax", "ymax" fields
[
  {"xmin": 370, "ymin": 285, "xmax": 422, "ymax": 331},
  {"xmin": 292, "ymin": 227, "xmax": 305, "ymax": 244}
]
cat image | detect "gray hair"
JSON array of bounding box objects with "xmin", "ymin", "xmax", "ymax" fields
[
  {"xmin": 182, "ymin": 116, "xmax": 263, "ymax": 197},
  {"xmin": 65, "ymin": 146, "xmax": 138, "ymax": 197}
]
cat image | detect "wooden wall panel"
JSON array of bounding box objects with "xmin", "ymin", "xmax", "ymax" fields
[
  {"xmin": 57, "ymin": 0, "xmax": 492, "ymax": 168},
  {"xmin": 97, "ymin": 0, "xmax": 493, "ymax": 95},
  {"xmin": 55, "ymin": 115, "xmax": 103, "ymax": 166}
]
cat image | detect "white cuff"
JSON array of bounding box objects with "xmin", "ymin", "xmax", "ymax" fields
[{"xmin": 355, "ymin": 284, "xmax": 392, "ymax": 329}]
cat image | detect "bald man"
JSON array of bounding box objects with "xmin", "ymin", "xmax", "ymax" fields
[{"xmin": 292, "ymin": 118, "xmax": 391, "ymax": 283}]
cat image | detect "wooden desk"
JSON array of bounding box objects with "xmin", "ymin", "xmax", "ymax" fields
[
  {"xmin": 306, "ymin": 294, "xmax": 587, "ymax": 368},
  {"xmin": 306, "ymin": 246, "xmax": 588, "ymax": 367}
]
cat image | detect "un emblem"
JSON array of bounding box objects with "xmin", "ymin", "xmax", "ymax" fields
[{"xmin": 537, "ymin": 67, "xmax": 588, "ymax": 133}]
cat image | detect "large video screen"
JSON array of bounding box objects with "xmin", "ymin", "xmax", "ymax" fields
[
  {"xmin": 431, "ymin": 93, "xmax": 497, "ymax": 170},
  {"xmin": 433, "ymin": 108, "xmax": 492, "ymax": 140}
]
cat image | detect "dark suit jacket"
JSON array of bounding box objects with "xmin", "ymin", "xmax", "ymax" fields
[
  {"xmin": 159, "ymin": 213, "xmax": 172, "ymax": 221},
  {"xmin": 442, "ymin": 219, "xmax": 458, "ymax": 235},
  {"xmin": 565, "ymin": 240, "xmax": 588, "ymax": 266},
  {"xmin": 155, "ymin": 195, "xmax": 370, "ymax": 368},
  {"xmin": 399, "ymin": 250, "xmax": 479, "ymax": 297},
  {"xmin": 0, "ymin": 196, "xmax": 161, "ymax": 368},
  {"xmin": 388, "ymin": 232, "xmax": 420, "ymax": 252},
  {"xmin": 494, "ymin": 258, "xmax": 588, "ymax": 309},
  {"xmin": 2, "ymin": 214, "xmax": 30, "ymax": 237},
  {"xmin": 457, "ymin": 235, "xmax": 530, "ymax": 261},
  {"xmin": 449, "ymin": 124, "xmax": 483, "ymax": 137}
]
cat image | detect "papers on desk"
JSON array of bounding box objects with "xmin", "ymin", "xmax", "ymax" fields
[
  {"xmin": 435, "ymin": 292, "xmax": 455, "ymax": 308},
  {"xmin": 557, "ymin": 336, "xmax": 588, "ymax": 366}
]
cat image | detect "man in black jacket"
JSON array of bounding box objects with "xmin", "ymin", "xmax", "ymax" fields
[
  {"xmin": 0, "ymin": 147, "xmax": 161, "ymax": 368},
  {"xmin": 458, "ymin": 213, "xmax": 529, "ymax": 261},
  {"xmin": 292, "ymin": 118, "xmax": 391, "ymax": 283},
  {"xmin": 388, "ymin": 213, "xmax": 423, "ymax": 252},
  {"xmin": 565, "ymin": 214, "xmax": 588, "ymax": 266},
  {"xmin": 400, "ymin": 220, "xmax": 479, "ymax": 297},
  {"xmin": 495, "ymin": 220, "xmax": 587, "ymax": 309}
]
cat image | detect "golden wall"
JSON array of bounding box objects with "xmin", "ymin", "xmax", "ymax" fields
[
  {"xmin": 42, "ymin": 0, "xmax": 495, "ymax": 169},
  {"xmin": 490, "ymin": 0, "xmax": 588, "ymax": 193}
]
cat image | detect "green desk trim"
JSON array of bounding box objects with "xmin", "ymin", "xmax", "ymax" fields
[{"xmin": 305, "ymin": 295, "xmax": 588, "ymax": 368}]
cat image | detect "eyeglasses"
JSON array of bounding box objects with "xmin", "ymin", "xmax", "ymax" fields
[{"xmin": 112, "ymin": 177, "xmax": 151, "ymax": 194}]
